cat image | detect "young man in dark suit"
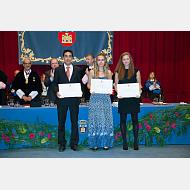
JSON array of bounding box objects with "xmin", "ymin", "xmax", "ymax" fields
[
  {"xmin": 11, "ymin": 58, "xmax": 42, "ymax": 105},
  {"xmin": 44, "ymin": 58, "xmax": 59, "ymax": 104},
  {"xmin": 52, "ymin": 50, "xmax": 82, "ymax": 152}
]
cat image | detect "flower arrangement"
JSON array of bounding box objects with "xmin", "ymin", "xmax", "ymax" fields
[
  {"xmin": 0, "ymin": 116, "xmax": 89, "ymax": 151},
  {"xmin": 0, "ymin": 105, "xmax": 190, "ymax": 150},
  {"xmin": 0, "ymin": 117, "xmax": 61, "ymax": 150},
  {"xmin": 114, "ymin": 105, "xmax": 190, "ymax": 147}
]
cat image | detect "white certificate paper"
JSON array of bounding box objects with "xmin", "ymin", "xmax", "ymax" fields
[
  {"xmin": 117, "ymin": 83, "xmax": 140, "ymax": 98},
  {"xmin": 91, "ymin": 79, "xmax": 113, "ymax": 94},
  {"xmin": 58, "ymin": 83, "xmax": 82, "ymax": 98}
]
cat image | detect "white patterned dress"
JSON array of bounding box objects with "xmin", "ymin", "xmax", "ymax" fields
[{"xmin": 88, "ymin": 77, "xmax": 114, "ymax": 148}]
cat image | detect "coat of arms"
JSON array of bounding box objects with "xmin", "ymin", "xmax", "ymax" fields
[
  {"xmin": 78, "ymin": 120, "xmax": 87, "ymax": 134},
  {"xmin": 58, "ymin": 31, "xmax": 75, "ymax": 46}
]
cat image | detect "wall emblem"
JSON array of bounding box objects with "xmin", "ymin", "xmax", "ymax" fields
[
  {"xmin": 78, "ymin": 120, "xmax": 87, "ymax": 134},
  {"xmin": 58, "ymin": 31, "xmax": 75, "ymax": 46}
]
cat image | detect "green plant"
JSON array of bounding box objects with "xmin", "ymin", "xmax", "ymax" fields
[{"xmin": 113, "ymin": 105, "xmax": 190, "ymax": 147}]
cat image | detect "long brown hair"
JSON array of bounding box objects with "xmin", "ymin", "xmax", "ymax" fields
[
  {"xmin": 115, "ymin": 52, "xmax": 134, "ymax": 80},
  {"xmin": 148, "ymin": 72, "xmax": 156, "ymax": 81},
  {"xmin": 94, "ymin": 53, "xmax": 110, "ymax": 79}
]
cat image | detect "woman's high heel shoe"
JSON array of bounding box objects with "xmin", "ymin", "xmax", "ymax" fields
[
  {"xmin": 134, "ymin": 141, "xmax": 139, "ymax": 150},
  {"xmin": 123, "ymin": 141, "xmax": 128, "ymax": 150},
  {"xmin": 92, "ymin": 147, "xmax": 98, "ymax": 150},
  {"xmin": 103, "ymin": 147, "xmax": 109, "ymax": 150}
]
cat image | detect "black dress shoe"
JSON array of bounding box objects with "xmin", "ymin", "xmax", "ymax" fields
[
  {"xmin": 71, "ymin": 145, "xmax": 79, "ymax": 151},
  {"xmin": 59, "ymin": 145, "xmax": 65, "ymax": 152}
]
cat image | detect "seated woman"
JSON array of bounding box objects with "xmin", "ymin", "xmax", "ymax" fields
[
  {"xmin": 41, "ymin": 74, "xmax": 48, "ymax": 102},
  {"xmin": 144, "ymin": 72, "xmax": 162, "ymax": 101}
]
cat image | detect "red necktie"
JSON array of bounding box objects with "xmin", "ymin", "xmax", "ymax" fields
[{"xmin": 66, "ymin": 67, "xmax": 70, "ymax": 80}]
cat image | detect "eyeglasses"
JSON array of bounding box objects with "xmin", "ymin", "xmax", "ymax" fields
[{"xmin": 23, "ymin": 63, "xmax": 31, "ymax": 65}]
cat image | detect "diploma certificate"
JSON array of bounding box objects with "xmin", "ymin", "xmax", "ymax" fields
[
  {"xmin": 58, "ymin": 83, "xmax": 82, "ymax": 98},
  {"xmin": 117, "ymin": 83, "xmax": 140, "ymax": 98},
  {"xmin": 91, "ymin": 79, "xmax": 113, "ymax": 94}
]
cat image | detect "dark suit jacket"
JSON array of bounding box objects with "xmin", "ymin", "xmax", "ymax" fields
[
  {"xmin": 44, "ymin": 69, "xmax": 56, "ymax": 103},
  {"xmin": 11, "ymin": 70, "xmax": 42, "ymax": 104},
  {"xmin": 80, "ymin": 65, "xmax": 92, "ymax": 100},
  {"xmin": 81, "ymin": 65, "xmax": 89, "ymax": 78},
  {"xmin": 0, "ymin": 70, "xmax": 9, "ymax": 105},
  {"xmin": 52, "ymin": 65, "xmax": 82, "ymax": 106}
]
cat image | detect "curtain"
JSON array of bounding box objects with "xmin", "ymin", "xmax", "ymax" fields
[
  {"xmin": 0, "ymin": 31, "xmax": 190, "ymax": 102},
  {"xmin": 112, "ymin": 31, "xmax": 190, "ymax": 103}
]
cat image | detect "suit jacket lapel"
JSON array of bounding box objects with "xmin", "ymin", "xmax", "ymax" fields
[{"xmin": 70, "ymin": 66, "xmax": 77, "ymax": 82}]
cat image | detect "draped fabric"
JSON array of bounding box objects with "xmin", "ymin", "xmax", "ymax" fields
[
  {"xmin": 0, "ymin": 31, "xmax": 190, "ymax": 102},
  {"xmin": 17, "ymin": 31, "xmax": 113, "ymax": 65}
]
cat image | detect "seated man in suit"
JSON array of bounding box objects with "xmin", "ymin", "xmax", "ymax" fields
[
  {"xmin": 0, "ymin": 70, "xmax": 9, "ymax": 105},
  {"xmin": 44, "ymin": 58, "xmax": 59, "ymax": 104},
  {"xmin": 81, "ymin": 54, "xmax": 95, "ymax": 101},
  {"xmin": 11, "ymin": 58, "xmax": 42, "ymax": 105},
  {"xmin": 52, "ymin": 50, "xmax": 82, "ymax": 152}
]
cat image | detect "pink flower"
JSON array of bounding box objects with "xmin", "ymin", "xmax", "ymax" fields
[
  {"xmin": 171, "ymin": 123, "xmax": 176, "ymax": 129},
  {"xmin": 167, "ymin": 121, "xmax": 170, "ymax": 126},
  {"xmin": 48, "ymin": 134, "xmax": 51, "ymax": 139},
  {"xmin": 117, "ymin": 132, "xmax": 121, "ymax": 137},
  {"xmin": 149, "ymin": 114, "xmax": 153, "ymax": 120},
  {"xmin": 29, "ymin": 134, "xmax": 35, "ymax": 139},
  {"xmin": 165, "ymin": 128, "xmax": 167, "ymax": 133},
  {"xmin": 175, "ymin": 112, "xmax": 178, "ymax": 117},
  {"xmin": 139, "ymin": 124, "xmax": 142, "ymax": 129},
  {"xmin": 2, "ymin": 134, "xmax": 6, "ymax": 139},
  {"xmin": 146, "ymin": 125, "xmax": 151, "ymax": 131},
  {"xmin": 41, "ymin": 132, "xmax": 44, "ymax": 136},
  {"xmin": 144, "ymin": 121, "xmax": 148, "ymax": 125},
  {"xmin": 6, "ymin": 137, "xmax": 10, "ymax": 142},
  {"xmin": 12, "ymin": 133, "xmax": 15, "ymax": 138},
  {"xmin": 127, "ymin": 135, "xmax": 128, "ymax": 138},
  {"xmin": 115, "ymin": 135, "xmax": 118, "ymax": 140}
]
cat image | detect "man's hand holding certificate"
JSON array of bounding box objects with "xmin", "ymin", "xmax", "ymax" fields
[
  {"xmin": 117, "ymin": 83, "xmax": 140, "ymax": 98},
  {"xmin": 91, "ymin": 79, "xmax": 113, "ymax": 94},
  {"xmin": 58, "ymin": 83, "xmax": 82, "ymax": 98}
]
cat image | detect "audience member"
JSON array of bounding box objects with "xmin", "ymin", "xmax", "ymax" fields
[
  {"xmin": 11, "ymin": 58, "xmax": 42, "ymax": 105},
  {"xmin": 44, "ymin": 58, "xmax": 59, "ymax": 103},
  {"xmin": 0, "ymin": 70, "xmax": 9, "ymax": 105},
  {"xmin": 144, "ymin": 71, "xmax": 162, "ymax": 101},
  {"xmin": 9, "ymin": 70, "xmax": 20, "ymax": 100},
  {"xmin": 41, "ymin": 74, "xmax": 48, "ymax": 101},
  {"xmin": 81, "ymin": 54, "xmax": 95, "ymax": 101}
]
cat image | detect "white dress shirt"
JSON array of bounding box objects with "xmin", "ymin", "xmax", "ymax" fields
[
  {"xmin": 64, "ymin": 64, "xmax": 73, "ymax": 81},
  {"xmin": 149, "ymin": 79, "xmax": 160, "ymax": 90}
]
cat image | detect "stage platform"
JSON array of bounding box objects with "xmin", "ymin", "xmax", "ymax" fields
[{"xmin": 0, "ymin": 103, "xmax": 190, "ymax": 150}]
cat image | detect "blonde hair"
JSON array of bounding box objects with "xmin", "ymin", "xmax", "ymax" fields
[
  {"xmin": 94, "ymin": 53, "xmax": 110, "ymax": 79},
  {"xmin": 41, "ymin": 74, "xmax": 46, "ymax": 82}
]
